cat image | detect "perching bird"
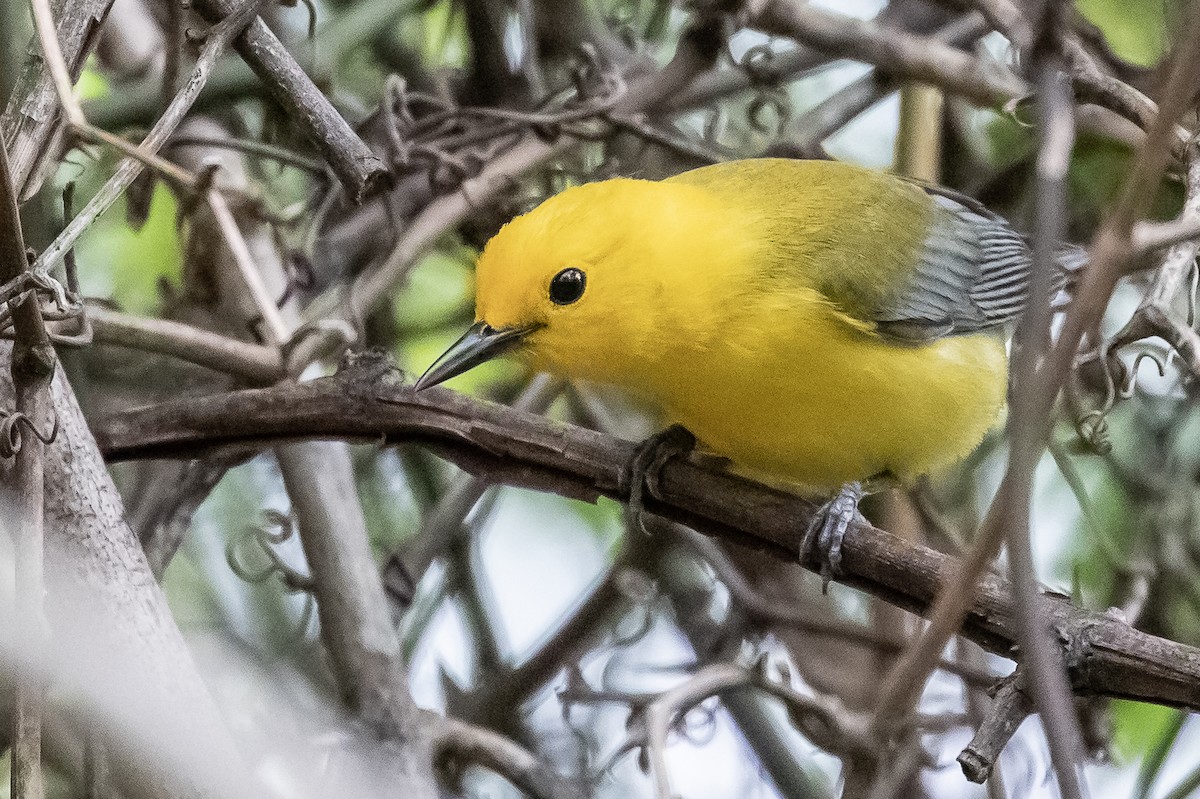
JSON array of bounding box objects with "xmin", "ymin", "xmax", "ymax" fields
[{"xmin": 417, "ymin": 158, "xmax": 1061, "ymax": 571}]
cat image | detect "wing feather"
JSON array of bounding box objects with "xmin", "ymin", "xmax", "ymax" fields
[{"xmin": 874, "ymin": 186, "xmax": 1033, "ymax": 342}]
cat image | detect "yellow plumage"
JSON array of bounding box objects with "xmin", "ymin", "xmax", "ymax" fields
[{"xmin": 438, "ymin": 159, "xmax": 1018, "ymax": 491}]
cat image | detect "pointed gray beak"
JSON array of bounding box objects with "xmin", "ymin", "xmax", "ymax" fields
[{"xmin": 415, "ymin": 321, "xmax": 535, "ymax": 390}]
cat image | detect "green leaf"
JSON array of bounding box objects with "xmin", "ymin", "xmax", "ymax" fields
[
  {"xmin": 75, "ymin": 182, "xmax": 182, "ymax": 315},
  {"xmin": 393, "ymin": 247, "xmax": 474, "ymax": 332},
  {"xmin": 77, "ymin": 62, "xmax": 110, "ymax": 101},
  {"xmin": 1111, "ymin": 700, "xmax": 1182, "ymax": 764},
  {"xmin": 1076, "ymin": 0, "xmax": 1169, "ymax": 67},
  {"xmin": 1133, "ymin": 708, "xmax": 1187, "ymax": 799}
]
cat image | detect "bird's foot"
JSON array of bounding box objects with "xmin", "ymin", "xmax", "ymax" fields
[
  {"xmin": 623, "ymin": 424, "xmax": 697, "ymax": 534},
  {"xmin": 800, "ymin": 481, "xmax": 866, "ymax": 593}
]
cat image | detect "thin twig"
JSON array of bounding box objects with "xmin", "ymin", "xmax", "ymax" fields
[
  {"xmin": 206, "ymin": 190, "xmax": 290, "ymax": 345},
  {"xmin": 30, "ymin": 0, "xmax": 267, "ymax": 277},
  {"xmin": 167, "ymin": 134, "xmax": 326, "ymax": 174},
  {"xmin": 1002, "ymin": 5, "xmax": 1090, "ymax": 798},
  {"xmin": 27, "ymin": 0, "xmax": 85, "ymax": 126},
  {"xmin": 83, "ymin": 305, "xmax": 284, "ymax": 382},
  {"xmin": 432, "ymin": 716, "xmax": 585, "ymax": 799}
]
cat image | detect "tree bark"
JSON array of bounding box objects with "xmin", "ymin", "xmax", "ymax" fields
[{"xmin": 1, "ymin": 349, "xmax": 254, "ymax": 799}]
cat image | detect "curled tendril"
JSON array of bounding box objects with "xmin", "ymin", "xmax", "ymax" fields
[
  {"xmin": 0, "ymin": 271, "xmax": 75, "ymax": 330},
  {"xmin": 0, "ymin": 410, "xmax": 59, "ymax": 458},
  {"xmin": 747, "ymin": 90, "xmax": 791, "ymax": 136},
  {"xmin": 610, "ymin": 601, "xmax": 656, "ymax": 649},
  {"xmin": 1073, "ymin": 342, "xmax": 1128, "ymax": 455},
  {"xmin": 226, "ymin": 509, "xmax": 314, "ymax": 591},
  {"xmin": 557, "ymin": 665, "xmax": 614, "ymax": 781},
  {"xmin": 1002, "ymin": 94, "xmax": 1037, "ymax": 128},
  {"xmin": 676, "ymin": 701, "xmax": 719, "ymax": 747},
  {"xmin": 297, "ymin": 0, "xmax": 316, "ymax": 40},
  {"xmin": 737, "ymin": 43, "xmax": 778, "ymax": 85},
  {"xmin": 1122, "ymin": 350, "xmax": 1169, "ymax": 399},
  {"xmin": 226, "ymin": 510, "xmax": 318, "ymax": 644},
  {"xmin": 1075, "ymin": 410, "xmax": 1113, "ymax": 455},
  {"xmin": 32, "ymin": 270, "xmax": 71, "ymax": 311}
]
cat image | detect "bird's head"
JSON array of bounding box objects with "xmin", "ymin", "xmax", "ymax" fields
[{"xmin": 416, "ymin": 177, "xmax": 738, "ymax": 391}]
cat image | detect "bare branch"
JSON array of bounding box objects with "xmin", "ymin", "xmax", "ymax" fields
[
  {"xmin": 1, "ymin": 0, "xmax": 113, "ymax": 194},
  {"xmin": 188, "ymin": 0, "xmax": 390, "ymax": 201},
  {"xmin": 958, "ymin": 673, "xmax": 1032, "ymax": 784},
  {"xmin": 432, "ymin": 716, "xmax": 586, "ymax": 799},
  {"xmin": 753, "ymin": 1, "xmax": 1026, "ymax": 107},
  {"xmin": 91, "ymin": 365, "xmax": 1200, "ymax": 713},
  {"xmin": 83, "ymin": 305, "xmax": 284, "ymax": 383}
]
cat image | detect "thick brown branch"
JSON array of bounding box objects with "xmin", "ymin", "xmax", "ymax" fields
[{"xmin": 91, "ymin": 360, "xmax": 1200, "ymax": 712}]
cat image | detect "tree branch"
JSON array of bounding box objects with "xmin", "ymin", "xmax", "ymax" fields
[
  {"xmin": 0, "ymin": 98, "xmax": 53, "ymax": 799},
  {"xmin": 753, "ymin": 0, "xmax": 1025, "ymax": 107},
  {"xmin": 82, "ymin": 305, "xmax": 283, "ymax": 383},
  {"xmin": 188, "ymin": 0, "xmax": 389, "ymax": 201},
  {"xmin": 432, "ymin": 716, "xmax": 585, "ymax": 799},
  {"xmin": 91, "ymin": 361, "xmax": 1200, "ymax": 712},
  {"xmin": 1, "ymin": 0, "xmax": 114, "ymax": 195}
]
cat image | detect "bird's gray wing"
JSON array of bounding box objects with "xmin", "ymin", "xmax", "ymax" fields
[{"xmin": 873, "ymin": 185, "xmax": 1033, "ymax": 342}]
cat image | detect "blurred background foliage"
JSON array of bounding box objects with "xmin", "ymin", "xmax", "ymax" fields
[{"xmin": 4, "ymin": 0, "xmax": 1200, "ymax": 797}]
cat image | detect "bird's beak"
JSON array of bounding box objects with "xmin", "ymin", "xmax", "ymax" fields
[{"xmin": 415, "ymin": 321, "xmax": 535, "ymax": 391}]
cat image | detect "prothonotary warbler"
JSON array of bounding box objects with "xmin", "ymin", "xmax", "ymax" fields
[{"xmin": 417, "ymin": 158, "xmax": 1070, "ymax": 574}]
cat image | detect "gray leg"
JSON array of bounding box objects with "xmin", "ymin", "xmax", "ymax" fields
[
  {"xmin": 624, "ymin": 424, "xmax": 697, "ymax": 534},
  {"xmin": 800, "ymin": 481, "xmax": 865, "ymax": 591}
]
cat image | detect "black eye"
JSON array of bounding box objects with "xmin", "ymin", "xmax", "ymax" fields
[{"xmin": 549, "ymin": 268, "xmax": 586, "ymax": 305}]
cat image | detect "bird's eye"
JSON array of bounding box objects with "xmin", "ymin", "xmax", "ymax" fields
[{"xmin": 549, "ymin": 268, "xmax": 586, "ymax": 305}]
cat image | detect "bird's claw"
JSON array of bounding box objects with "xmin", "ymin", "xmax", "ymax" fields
[
  {"xmin": 800, "ymin": 481, "xmax": 865, "ymax": 592},
  {"xmin": 624, "ymin": 424, "xmax": 697, "ymax": 534}
]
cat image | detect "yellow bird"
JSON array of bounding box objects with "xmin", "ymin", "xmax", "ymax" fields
[{"xmin": 417, "ymin": 158, "xmax": 1050, "ymax": 570}]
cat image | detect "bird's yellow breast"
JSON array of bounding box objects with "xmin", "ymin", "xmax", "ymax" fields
[{"xmin": 645, "ymin": 289, "xmax": 1008, "ymax": 490}]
